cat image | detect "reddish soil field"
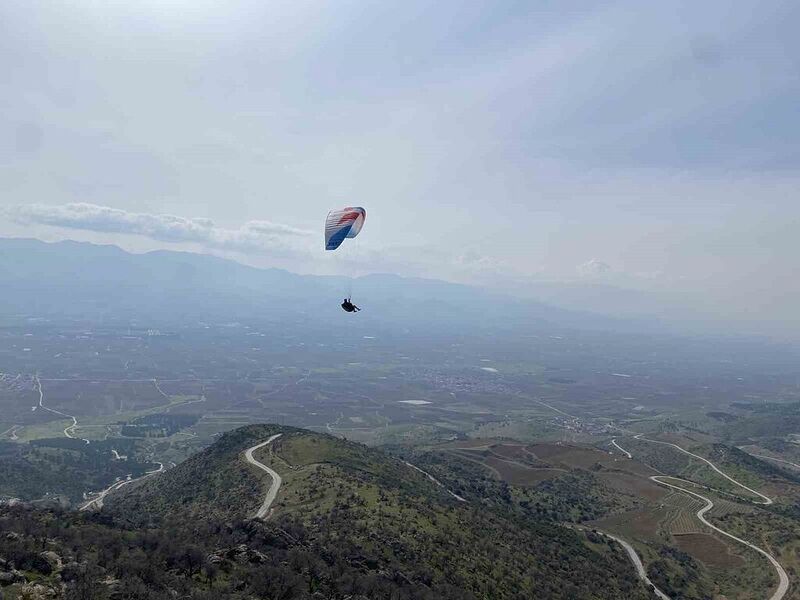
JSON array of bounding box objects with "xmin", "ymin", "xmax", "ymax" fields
[
  {"xmin": 441, "ymin": 438, "xmax": 497, "ymax": 450},
  {"xmin": 528, "ymin": 443, "xmax": 656, "ymax": 478},
  {"xmin": 597, "ymin": 471, "xmax": 667, "ymax": 502},
  {"xmin": 489, "ymin": 444, "xmax": 531, "ymax": 461},
  {"xmin": 590, "ymin": 507, "xmax": 670, "ymax": 544},
  {"xmin": 483, "ymin": 455, "xmax": 563, "ymax": 486},
  {"xmin": 674, "ymin": 533, "xmax": 745, "ymax": 568},
  {"xmin": 446, "ymin": 449, "xmax": 502, "ymax": 479}
]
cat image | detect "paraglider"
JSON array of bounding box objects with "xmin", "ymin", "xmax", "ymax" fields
[
  {"xmin": 341, "ymin": 298, "xmax": 360, "ymax": 312},
  {"xmin": 324, "ymin": 207, "xmax": 366, "ymax": 251},
  {"xmin": 342, "ymin": 298, "xmax": 361, "ymax": 312},
  {"xmin": 325, "ymin": 207, "xmax": 366, "ymax": 313}
]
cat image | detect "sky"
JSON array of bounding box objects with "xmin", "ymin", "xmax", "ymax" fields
[{"xmin": 1, "ymin": 1, "xmax": 798, "ymax": 335}]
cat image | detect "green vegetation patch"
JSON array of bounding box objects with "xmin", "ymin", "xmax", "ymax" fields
[
  {"xmin": 104, "ymin": 425, "xmax": 655, "ymax": 599},
  {"xmin": 121, "ymin": 413, "xmax": 200, "ymax": 438},
  {"xmin": 0, "ymin": 439, "xmax": 153, "ymax": 503}
]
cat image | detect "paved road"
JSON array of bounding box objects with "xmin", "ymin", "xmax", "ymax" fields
[
  {"xmin": 63, "ymin": 416, "xmax": 89, "ymax": 443},
  {"xmin": 743, "ymin": 452, "xmax": 800, "ymax": 471},
  {"xmin": 598, "ymin": 531, "xmax": 670, "ymax": 600},
  {"xmin": 529, "ymin": 397, "xmax": 579, "ymax": 419},
  {"xmin": 652, "ymin": 475, "xmax": 789, "ymax": 600},
  {"xmin": 403, "ymin": 461, "xmax": 466, "ymax": 502},
  {"xmin": 611, "ymin": 438, "xmax": 632, "ymax": 459},
  {"xmin": 152, "ymin": 379, "xmax": 170, "ymax": 399},
  {"xmin": 634, "ymin": 434, "xmax": 773, "ymax": 505},
  {"xmin": 616, "ymin": 436, "xmax": 789, "ymax": 600},
  {"xmin": 244, "ymin": 434, "xmax": 283, "ymax": 519},
  {"xmin": 36, "ymin": 375, "xmax": 90, "ymax": 445},
  {"xmin": 80, "ymin": 462, "xmax": 164, "ymax": 511}
]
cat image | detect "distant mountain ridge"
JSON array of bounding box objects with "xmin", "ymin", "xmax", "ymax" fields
[{"xmin": 0, "ymin": 237, "xmax": 653, "ymax": 335}]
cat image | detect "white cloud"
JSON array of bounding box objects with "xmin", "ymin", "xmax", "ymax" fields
[
  {"xmin": 7, "ymin": 203, "xmax": 313, "ymax": 255},
  {"xmin": 577, "ymin": 259, "xmax": 612, "ymax": 278},
  {"xmin": 453, "ymin": 250, "xmax": 506, "ymax": 273}
]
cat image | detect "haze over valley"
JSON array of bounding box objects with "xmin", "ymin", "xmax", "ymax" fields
[
  {"xmin": 1, "ymin": 241, "xmax": 800, "ymax": 599},
  {"xmin": 2, "ymin": 0, "xmax": 799, "ymax": 598}
]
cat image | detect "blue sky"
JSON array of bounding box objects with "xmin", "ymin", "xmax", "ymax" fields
[{"xmin": 1, "ymin": 1, "xmax": 798, "ymax": 333}]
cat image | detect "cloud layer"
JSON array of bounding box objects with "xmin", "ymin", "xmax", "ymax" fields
[{"xmin": 8, "ymin": 203, "xmax": 313, "ymax": 255}]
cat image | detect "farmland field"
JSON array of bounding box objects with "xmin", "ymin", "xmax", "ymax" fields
[
  {"xmin": 665, "ymin": 510, "xmax": 702, "ymax": 535},
  {"xmin": 2, "ymin": 317, "xmax": 800, "ymax": 600},
  {"xmin": 674, "ymin": 533, "xmax": 746, "ymax": 569}
]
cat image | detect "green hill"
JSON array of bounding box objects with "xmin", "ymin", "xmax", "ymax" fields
[
  {"xmin": 97, "ymin": 424, "xmax": 654, "ymax": 599},
  {"xmin": 0, "ymin": 438, "xmax": 153, "ymax": 503},
  {"xmin": 105, "ymin": 424, "xmax": 286, "ymax": 523}
]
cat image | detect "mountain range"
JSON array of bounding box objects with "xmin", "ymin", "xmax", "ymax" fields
[{"xmin": 0, "ymin": 237, "xmax": 657, "ymax": 336}]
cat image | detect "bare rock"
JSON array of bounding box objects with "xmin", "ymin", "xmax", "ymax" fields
[
  {"xmin": 39, "ymin": 551, "xmax": 62, "ymax": 573},
  {"xmin": 16, "ymin": 583, "xmax": 57, "ymax": 598},
  {"xmin": 0, "ymin": 570, "xmax": 25, "ymax": 586}
]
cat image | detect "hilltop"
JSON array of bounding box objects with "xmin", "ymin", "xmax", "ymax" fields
[
  {"xmin": 97, "ymin": 424, "xmax": 654, "ymax": 599},
  {"xmin": 105, "ymin": 424, "xmax": 287, "ymax": 523}
]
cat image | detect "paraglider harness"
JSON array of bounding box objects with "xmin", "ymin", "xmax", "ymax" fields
[{"xmin": 341, "ymin": 298, "xmax": 360, "ymax": 313}]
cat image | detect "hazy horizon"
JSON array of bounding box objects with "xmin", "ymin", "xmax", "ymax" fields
[{"xmin": 2, "ymin": 1, "xmax": 798, "ymax": 336}]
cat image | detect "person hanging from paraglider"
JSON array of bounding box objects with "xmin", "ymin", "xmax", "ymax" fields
[
  {"xmin": 325, "ymin": 206, "xmax": 367, "ymax": 314},
  {"xmin": 341, "ymin": 297, "xmax": 360, "ymax": 313}
]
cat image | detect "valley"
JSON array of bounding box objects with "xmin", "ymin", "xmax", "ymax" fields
[{"xmin": 2, "ymin": 306, "xmax": 800, "ymax": 598}]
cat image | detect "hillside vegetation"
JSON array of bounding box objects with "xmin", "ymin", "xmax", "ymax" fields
[
  {"xmin": 0, "ymin": 438, "xmax": 152, "ymax": 503},
  {"xmin": 94, "ymin": 424, "xmax": 655, "ymax": 599}
]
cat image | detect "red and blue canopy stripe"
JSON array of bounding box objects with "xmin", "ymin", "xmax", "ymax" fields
[{"xmin": 325, "ymin": 207, "xmax": 366, "ymax": 251}]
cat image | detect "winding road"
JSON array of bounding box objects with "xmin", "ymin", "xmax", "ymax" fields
[
  {"xmin": 610, "ymin": 438, "xmax": 632, "ymax": 459},
  {"xmin": 613, "ymin": 436, "xmax": 789, "ymax": 600},
  {"xmin": 598, "ymin": 531, "xmax": 670, "ymax": 600},
  {"xmin": 152, "ymin": 378, "xmax": 170, "ymax": 399},
  {"xmin": 633, "ymin": 434, "xmax": 773, "ymax": 505},
  {"xmin": 403, "ymin": 461, "xmax": 467, "ymax": 502},
  {"xmin": 35, "ymin": 375, "xmax": 90, "ymax": 445},
  {"xmin": 742, "ymin": 452, "xmax": 800, "ymax": 471},
  {"xmin": 244, "ymin": 434, "xmax": 283, "ymax": 519},
  {"xmin": 80, "ymin": 461, "xmax": 164, "ymax": 511},
  {"xmin": 651, "ymin": 475, "xmax": 789, "ymax": 600}
]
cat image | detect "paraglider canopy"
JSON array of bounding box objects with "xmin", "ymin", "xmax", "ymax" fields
[{"xmin": 325, "ymin": 207, "xmax": 366, "ymax": 251}]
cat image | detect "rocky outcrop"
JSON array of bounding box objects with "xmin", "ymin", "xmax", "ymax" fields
[
  {"xmin": 0, "ymin": 570, "xmax": 25, "ymax": 586},
  {"xmin": 38, "ymin": 551, "xmax": 62, "ymax": 573}
]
